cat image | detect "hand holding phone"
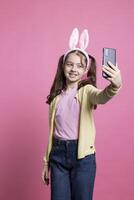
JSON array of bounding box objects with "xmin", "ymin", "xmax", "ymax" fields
[{"xmin": 102, "ymin": 48, "xmax": 116, "ymax": 78}]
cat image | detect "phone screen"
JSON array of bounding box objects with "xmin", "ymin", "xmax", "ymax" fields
[{"xmin": 102, "ymin": 48, "xmax": 116, "ymax": 78}]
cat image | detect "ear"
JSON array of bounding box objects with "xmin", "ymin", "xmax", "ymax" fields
[
  {"xmin": 79, "ymin": 29, "xmax": 89, "ymax": 50},
  {"xmin": 69, "ymin": 28, "xmax": 79, "ymax": 50}
]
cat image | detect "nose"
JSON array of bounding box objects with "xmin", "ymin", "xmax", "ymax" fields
[{"xmin": 71, "ymin": 64, "xmax": 77, "ymax": 71}]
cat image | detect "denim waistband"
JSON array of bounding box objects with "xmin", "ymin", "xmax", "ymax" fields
[{"xmin": 53, "ymin": 136, "xmax": 78, "ymax": 145}]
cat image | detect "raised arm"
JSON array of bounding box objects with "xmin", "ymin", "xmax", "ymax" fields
[{"xmin": 88, "ymin": 61, "xmax": 122, "ymax": 105}]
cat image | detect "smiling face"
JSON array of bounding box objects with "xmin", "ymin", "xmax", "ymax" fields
[{"xmin": 63, "ymin": 51, "xmax": 88, "ymax": 87}]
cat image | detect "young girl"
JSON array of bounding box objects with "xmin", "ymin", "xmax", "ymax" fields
[{"xmin": 42, "ymin": 28, "xmax": 122, "ymax": 200}]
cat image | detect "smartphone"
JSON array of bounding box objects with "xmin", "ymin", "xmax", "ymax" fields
[{"xmin": 102, "ymin": 48, "xmax": 116, "ymax": 78}]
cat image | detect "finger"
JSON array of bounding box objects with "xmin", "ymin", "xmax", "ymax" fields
[
  {"xmin": 104, "ymin": 65, "xmax": 120, "ymax": 76},
  {"xmin": 107, "ymin": 61, "xmax": 117, "ymax": 70},
  {"xmin": 42, "ymin": 171, "xmax": 48, "ymax": 182},
  {"xmin": 41, "ymin": 172, "xmax": 45, "ymax": 181},
  {"xmin": 108, "ymin": 61, "xmax": 120, "ymax": 71},
  {"xmin": 102, "ymin": 67, "xmax": 115, "ymax": 77},
  {"xmin": 42, "ymin": 175, "xmax": 49, "ymax": 185},
  {"xmin": 41, "ymin": 175, "xmax": 46, "ymax": 184},
  {"xmin": 103, "ymin": 66, "xmax": 116, "ymax": 74},
  {"xmin": 107, "ymin": 77, "xmax": 113, "ymax": 82},
  {"xmin": 45, "ymin": 171, "xmax": 49, "ymax": 179},
  {"xmin": 45, "ymin": 177, "xmax": 49, "ymax": 185}
]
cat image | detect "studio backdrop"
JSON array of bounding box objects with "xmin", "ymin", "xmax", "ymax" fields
[{"xmin": 0, "ymin": 0, "xmax": 133, "ymax": 200}]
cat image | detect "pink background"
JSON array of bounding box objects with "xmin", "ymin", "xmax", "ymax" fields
[{"xmin": 0, "ymin": 0, "xmax": 133, "ymax": 199}]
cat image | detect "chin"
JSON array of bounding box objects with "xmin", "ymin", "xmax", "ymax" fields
[{"xmin": 69, "ymin": 80, "xmax": 80, "ymax": 84}]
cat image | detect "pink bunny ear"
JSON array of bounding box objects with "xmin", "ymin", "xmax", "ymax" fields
[
  {"xmin": 79, "ymin": 29, "xmax": 89, "ymax": 50},
  {"xmin": 63, "ymin": 28, "xmax": 90, "ymax": 67},
  {"xmin": 69, "ymin": 28, "xmax": 79, "ymax": 50}
]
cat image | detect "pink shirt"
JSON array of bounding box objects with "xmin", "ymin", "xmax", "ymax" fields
[{"xmin": 54, "ymin": 85, "xmax": 80, "ymax": 140}]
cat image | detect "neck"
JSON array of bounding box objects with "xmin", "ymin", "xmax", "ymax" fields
[{"xmin": 66, "ymin": 81, "xmax": 79, "ymax": 90}]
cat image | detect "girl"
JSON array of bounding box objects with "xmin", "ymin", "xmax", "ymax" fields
[{"xmin": 42, "ymin": 28, "xmax": 122, "ymax": 200}]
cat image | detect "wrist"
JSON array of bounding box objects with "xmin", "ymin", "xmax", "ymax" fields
[
  {"xmin": 111, "ymin": 83, "xmax": 121, "ymax": 89},
  {"xmin": 43, "ymin": 161, "xmax": 49, "ymax": 166}
]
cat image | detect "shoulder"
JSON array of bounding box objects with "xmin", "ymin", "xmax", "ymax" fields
[{"xmin": 49, "ymin": 94, "xmax": 60, "ymax": 109}]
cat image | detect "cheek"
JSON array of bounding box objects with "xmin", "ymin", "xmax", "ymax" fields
[
  {"xmin": 79, "ymin": 70, "xmax": 87, "ymax": 78},
  {"xmin": 63, "ymin": 68, "xmax": 68, "ymax": 77},
  {"xmin": 64, "ymin": 66, "xmax": 70, "ymax": 74},
  {"xmin": 79, "ymin": 69, "xmax": 86, "ymax": 75}
]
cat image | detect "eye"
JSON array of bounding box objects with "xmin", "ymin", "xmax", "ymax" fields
[
  {"xmin": 77, "ymin": 64, "xmax": 84, "ymax": 68},
  {"xmin": 66, "ymin": 62, "xmax": 73, "ymax": 67}
]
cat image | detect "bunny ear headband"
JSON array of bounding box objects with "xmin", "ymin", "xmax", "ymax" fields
[{"xmin": 63, "ymin": 28, "xmax": 90, "ymax": 67}]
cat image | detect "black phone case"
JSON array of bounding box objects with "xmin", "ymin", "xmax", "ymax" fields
[{"xmin": 102, "ymin": 48, "xmax": 116, "ymax": 78}]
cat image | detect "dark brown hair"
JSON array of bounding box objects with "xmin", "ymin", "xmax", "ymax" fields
[{"xmin": 46, "ymin": 50, "xmax": 97, "ymax": 109}]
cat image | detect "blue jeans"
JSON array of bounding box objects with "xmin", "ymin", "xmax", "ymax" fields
[{"xmin": 49, "ymin": 137, "xmax": 96, "ymax": 200}]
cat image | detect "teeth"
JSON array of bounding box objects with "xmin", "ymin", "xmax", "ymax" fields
[{"xmin": 69, "ymin": 74, "xmax": 76, "ymax": 76}]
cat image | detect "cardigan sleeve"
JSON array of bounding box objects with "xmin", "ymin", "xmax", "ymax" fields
[
  {"xmin": 87, "ymin": 84, "xmax": 121, "ymax": 105},
  {"xmin": 42, "ymin": 104, "xmax": 52, "ymax": 165}
]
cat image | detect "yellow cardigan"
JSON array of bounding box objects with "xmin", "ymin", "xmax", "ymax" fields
[{"xmin": 43, "ymin": 84, "xmax": 121, "ymax": 164}]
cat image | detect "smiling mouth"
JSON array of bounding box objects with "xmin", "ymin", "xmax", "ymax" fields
[{"xmin": 69, "ymin": 73, "xmax": 77, "ymax": 77}]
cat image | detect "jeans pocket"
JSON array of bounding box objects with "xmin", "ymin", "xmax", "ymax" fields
[
  {"xmin": 50, "ymin": 143, "xmax": 60, "ymax": 159},
  {"xmin": 84, "ymin": 153, "xmax": 96, "ymax": 164}
]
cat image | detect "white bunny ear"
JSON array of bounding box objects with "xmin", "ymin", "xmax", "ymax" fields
[
  {"xmin": 79, "ymin": 29, "xmax": 89, "ymax": 50},
  {"xmin": 69, "ymin": 28, "xmax": 79, "ymax": 50}
]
